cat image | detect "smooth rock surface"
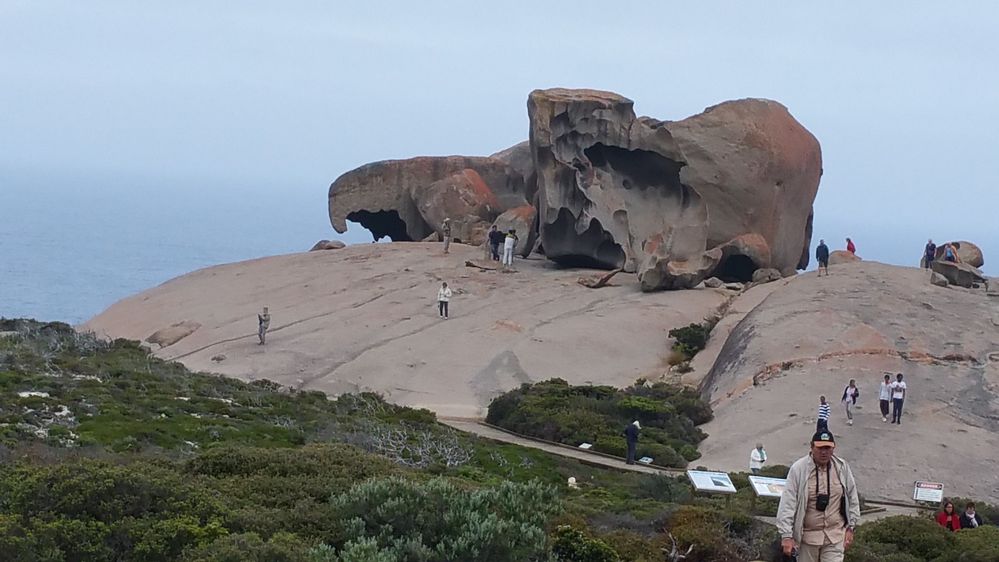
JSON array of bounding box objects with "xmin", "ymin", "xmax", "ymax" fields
[
  {"xmin": 309, "ymin": 240, "xmax": 346, "ymax": 251},
  {"xmin": 931, "ymin": 259, "xmax": 987, "ymax": 288},
  {"xmin": 828, "ymin": 250, "xmax": 861, "ymax": 265}
]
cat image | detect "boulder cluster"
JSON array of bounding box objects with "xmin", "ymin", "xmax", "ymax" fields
[{"xmin": 329, "ymin": 88, "xmax": 823, "ymax": 290}]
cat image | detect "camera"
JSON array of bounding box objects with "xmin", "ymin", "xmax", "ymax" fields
[{"xmin": 816, "ymin": 493, "xmax": 830, "ymax": 511}]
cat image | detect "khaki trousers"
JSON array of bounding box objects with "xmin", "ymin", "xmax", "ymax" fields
[
  {"xmin": 443, "ymin": 237, "xmax": 451, "ymax": 253},
  {"xmin": 798, "ymin": 542, "xmax": 844, "ymax": 562}
]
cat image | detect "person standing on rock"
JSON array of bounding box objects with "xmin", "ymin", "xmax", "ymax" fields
[
  {"xmin": 750, "ymin": 442, "xmax": 767, "ymax": 474},
  {"xmin": 841, "ymin": 380, "xmax": 859, "ymax": 426},
  {"xmin": 846, "ymin": 238, "xmax": 856, "ymax": 255},
  {"xmin": 257, "ymin": 307, "xmax": 270, "ymax": 346},
  {"xmin": 777, "ymin": 430, "xmax": 860, "ymax": 562},
  {"xmin": 488, "ymin": 225, "xmax": 504, "ymax": 261},
  {"xmin": 817, "ymin": 395, "xmax": 831, "ymax": 432},
  {"xmin": 816, "ymin": 240, "xmax": 830, "ymax": 276},
  {"xmin": 437, "ymin": 282, "xmax": 452, "ymax": 319},
  {"xmin": 441, "ymin": 218, "xmax": 452, "ymax": 254},
  {"xmin": 502, "ymin": 229, "xmax": 519, "ymax": 270},
  {"xmin": 890, "ymin": 373, "xmax": 906, "ymax": 424},
  {"xmin": 878, "ymin": 374, "xmax": 892, "ymax": 423},
  {"xmin": 623, "ymin": 420, "xmax": 640, "ymax": 465},
  {"xmin": 924, "ymin": 239, "xmax": 937, "ymax": 269}
]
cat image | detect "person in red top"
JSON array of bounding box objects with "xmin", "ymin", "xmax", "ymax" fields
[
  {"xmin": 936, "ymin": 501, "xmax": 961, "ymax": 532},
  {"xmin": 846, "ymin": 238, "xmax": 856, "ymax": 254}
]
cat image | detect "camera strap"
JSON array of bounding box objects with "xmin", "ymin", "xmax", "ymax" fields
[{"xmin": 815, "ymin": 464, "xmax": 830, "ymax": 501}]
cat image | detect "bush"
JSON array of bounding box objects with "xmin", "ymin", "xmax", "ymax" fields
[
  {"xmin": 551, "ymin": 525, "xmax": 621, "ymax": 562},
  {"xmin": 668, "ymin": 324, "xmax": 710, "ymax": 358},
  {"xmin": 850, "ymin": 516, "xmax": 954, "ymax": 561}
]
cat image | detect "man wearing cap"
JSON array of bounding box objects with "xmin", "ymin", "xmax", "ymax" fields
[{"xmin": 777, "ymin": 431, "xmax": 860, "ymax": 562}]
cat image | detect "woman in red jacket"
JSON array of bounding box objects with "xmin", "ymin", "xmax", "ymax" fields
[
  {"xmin": 846, "ymin": 237, "xmax": 856, "ymax": 254},
  {"xmin": 936, "ymin": 501, "xmax": 961, "ymax": 531}
]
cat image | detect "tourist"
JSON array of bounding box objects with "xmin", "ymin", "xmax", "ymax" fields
[
  {"xmin": 943, "ymin": 243, "xmax": 960, "ymax": 263},
  {"xmin": 749, "ymin": 442, "xmax": 767, "ymax": 474},
  {"xmin": 924, "ymin": 239, "xmax": 937, "ymax": 269},
  {"xmin": 623, "ymin": 420, "xmax": 640, "ymax": 465},
  {"xmin": 936, "ymin": 501, "xmax": 961, "ymax": 531},
  {"xmin": 817, "ymin": 395, "xmax": 831, "ymax": 432},
  {"xmin": 777, "ymin": 430, "xmax": 861, "ymax": 562},
  {"xmin": 816, "ymin": 239, "xmax": 830, "ymax": 276},
  {"xmin": 488, "ymin": 225, "xmax": 504, "ymax": 261},
  {"xmin": 846, "ymin": 237, "xmax": 856, "ymax": 254},
  {"xmin": 441, "ymin": 218, "xmax": 452, "ymax": 254},
  {"xmin": 890, "ymin": 373, "xmax": 906, "ymax": 424},
  {"xmin": 841, "ymin": 379, "xmax": 859, "ymax": 426},
  {"xmin": 878, "ymin": 374, "xmax": 892, "ymax": 423},
  {"xmin": 257, "ymin": 306, "xmax": 270, "ymax": 346},
  {"xmin": 437, "ymin": 282, "xmax": 452, "ymax": 319},
  {"xmin": 503, "ymin": 228, "xmax": 519, "ymax": 269},
  {"xmin": 960, "ymin": 502, "xmax": 984, "ymax": 529}
]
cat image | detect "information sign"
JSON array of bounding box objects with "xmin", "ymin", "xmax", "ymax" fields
[
  {"xmin": 748, "ymin": 476, "xmax": 787, "ymax": 498},
  {"xmin": 686, "ymin": 470, "xmax": 737, "ymax": 494},
  {"xmin": 913, "ymin": 481, "xmax": 944, "ymax": 503}
]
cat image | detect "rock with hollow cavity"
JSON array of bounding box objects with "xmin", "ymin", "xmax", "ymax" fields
[
  {"xmin": 328, "ymin": 157, "xmax": 527, "ymax": 242},
  {"xmin": 828, "ymin": 250, "xmax": 861, "ymax": 265},
  {"xmin": 528, "ymin": 88, "xmax": 821, "ymax": 290},
  {"xmin": 490, "ymin": 141, "xmax": 536, "ymax": 201},
  {"xmin": 416, "ymin": 169, "xmax": 501, "ymax": 245}
]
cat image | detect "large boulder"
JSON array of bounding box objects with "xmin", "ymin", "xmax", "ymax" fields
[
  {"xmin": 828, "ymin": 250, "xmax": 861, "ymax": 265},
  {"xmin": 493, "ymin": 205, "xmax": 538, "ymax": 257},
  {"xmin": 328, "ymin": 157, "xmax": 528, "ymax": 242},
  {"xmin": 931, "ymin": 259, "xmax": 987, "ymax": 288},
  {"xmin": 490, "ymin": 141, "xmax": 535, "ymax": 201},
  {"xmin": 416, "ymin": 169, "xmax": 500, "ymax": 245},
  {"xmin": 528, "ymin": 88, "xmax": 821, "ymax": 290},
  {"xmin": 935, "ymin": 241, "xmax": 984, "ymax": 268}
]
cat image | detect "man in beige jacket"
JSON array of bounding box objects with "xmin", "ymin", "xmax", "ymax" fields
[{"xmin": 777, "ymin": 430, "xmax": 860, "ymax": 562}]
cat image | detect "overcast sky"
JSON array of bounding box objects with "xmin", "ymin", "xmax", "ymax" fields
[{"xmin": 2, "ymin": 1, "xmax": 997, "ymax": 271}]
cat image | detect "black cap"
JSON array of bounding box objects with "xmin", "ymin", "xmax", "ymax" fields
[{"xmin": 812, "ymin": 430, "xmax": 835, "ymax": 447}]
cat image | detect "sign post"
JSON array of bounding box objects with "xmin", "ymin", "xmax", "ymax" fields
[{"xmin": 913, "ymin": 481, "xmax": 945, "ymax": 504}]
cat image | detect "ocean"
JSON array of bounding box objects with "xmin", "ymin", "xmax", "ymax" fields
[{"xmin": 1, "ymin": 175, "xmax": 360, "ymax": 325}]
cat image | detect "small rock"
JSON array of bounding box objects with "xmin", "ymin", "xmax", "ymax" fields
[
  {"xmin": 704, "ymin": 277, "xmax": 724, "ymax": 289},
  {"xmin": 751, "ymin": 268, "xmax": 782, "ymax": 284},
  {"xmin": 210, "ymin": 354, "xmax": 226, "ymax": 363},
  {"xmin": 723, "ymin": 282, "xmax": 744, "ymax": 291},
  {"xmin": 309, "ymin": 239, "xmax": 346, "ymax": 251},
  {"xmin": 930, "ymin": 272, "xmax": 949, "ymax": 288},
  {"xmin": 921, "ymin": 302, "xmax": 935, "ymax": 310}
]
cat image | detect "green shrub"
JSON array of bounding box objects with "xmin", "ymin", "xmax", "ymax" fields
[
  {"xmin": 551, "ymin": 525, "xmax": 621, "ymax": 562},
  {"xmin": 668, "ymin": 324, "xmax": 710, "ymax": 358},
  {"xmin": 851, "ymin": 516, "xmax": 953, "ymax": 561}
]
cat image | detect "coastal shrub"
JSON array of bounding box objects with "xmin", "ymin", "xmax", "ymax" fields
[
  {"xmin": 668, "ymin": 323, "xmax": 710, "ymax": 358},
  {"xmin": 486, "ymin": 379, "xmax": 711, "ymax": 467},
  {"xmin": 551, "ymin": 525, "xmax": 621, "ymax": 562},
  {"xmin": 849, "ymin": 516, "xmax": 953, "ymax": 561}
]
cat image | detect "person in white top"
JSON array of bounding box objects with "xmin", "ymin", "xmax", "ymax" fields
[
  {"xmin": 878, "ymin": 374, "xmax": 892, "ymax": 422},
  {"xmin": 749, "ymin": 443, "xmax": 767, "ymax": 474},
  {"xmin": 502, "ymin": 229, "xmax": 519, "ymax": 269},
  {"xmin": 841, "ymin": 379, "xmax": 860, "ymax": 426},
  {"xmin": 437, "ymin": 282, "xmax": 452, "ymax": 319},
  {"xmin": 890, "ymin": 373, "xmax": 907, "ymax": 424}
]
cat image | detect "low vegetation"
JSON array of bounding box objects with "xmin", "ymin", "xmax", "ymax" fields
[
  {"xmin": 486, "ymin": 378, "xmax": 712, "ymax": 467},
  {"xmin": 2, "ymin": 319, "xmax": 995, "ymax": 561}
]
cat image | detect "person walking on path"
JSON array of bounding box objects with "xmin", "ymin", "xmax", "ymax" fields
[
  {"xmin": 750, "ymin": 443, "xmax": 767, "ymax": 474},
  {"xmin": 960, "ymin": 502, "xmax": 984, "ymax": 528},
  {"xmin": 437, "ymin": 282, "xmax": 452, "ymax": 319},
  {"xmin": 878, "ymin": 374, "xmax": 892, "ymax": 423},
  {"xmin": 816, "ymin": 240, "xmax": 830, "ymax": 276},
  {"xmin": 502, "ymin": 229, "xmax": 519, "ymax": 269},
  {"xmin": 488, "ymin": 225, "xmax": 504, "ymax": 261},
  {"xmin": 817, "ymin": 396, "xmax": 831, "ymax": 432},
  {"xmin": 846, "ymin": 238, "xmax": 856, "ymax": 254},
  {"xmin": 441, "ymin": 218, "xmax": 452, "ymax": 254},
  {"xmin": 257, "ymin": 307, "xmax": 270, "ymax": 346},
  {"xmin": 936, "ymin": 501, "xmax": 961, "ymax": 531},
  {"xmin": 890, "ymin": 373, "xmax": 907, "ymax": 424},
  {"xmin": 924, "ymin": 239, "xmax": 937, "ymax": 269},
  {"xmin": 841, "ymin": 380, "xmax": 859, "ymax": 426},
  {"xmin": 777, "ymin": 430, "xmax": 860, "ymax": 562},
  {"xmin": 623, "ymin": 420, "xmax": 640, "ymax": 465}
]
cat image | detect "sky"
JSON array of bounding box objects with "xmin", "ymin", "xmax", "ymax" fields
[{"xmin": 2, "ymin": 1, "xmax": 998, "ymax": 273}]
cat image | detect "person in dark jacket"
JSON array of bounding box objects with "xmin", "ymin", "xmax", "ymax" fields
[
  {"xmin": 960, "ymin": 502, "xmax": 984, "ymax": 529},
  {"xmin": 623, "ymin": 420, "xmax": 640, "ymax": 465},
  {"xmin": 487, "ymin": 225, "xmax": 504, "ymax": 261},
  {"xmin": 816, "ymin": 240, "xmax": 830, "ymax": 276},
  {"xmin": 924, "ymin": 239, "xmax": 937, "ymax": 269},
  {"xmin": 936, "ymin": 501, "xmax": 961, "ymax": 531}
]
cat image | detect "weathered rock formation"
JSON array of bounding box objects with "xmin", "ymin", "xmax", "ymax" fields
[
  {"xmin": 492, "ymin": 205, "xmax": 538, "ymax": 257},
  {"xmin": 931, "ymin": 259, "xmax": 987, "ymax": 288},
  {"xmin": 310, "ymin": 240, "xmax": 345, "ymax": 251},
  {"xmin": 527, "ymin": 88, "xmax": 821, "ymax": 290},
  {"xmin": 828, "ymin": 250, "xmax": 861, "ymax": 265},
  {"xmin": 328, "ymin": 157, "xmax": 528, "ymax": 242},
  {"xmin": 935, "ymin": 241, "xmax": 985, "ymax": 268}
]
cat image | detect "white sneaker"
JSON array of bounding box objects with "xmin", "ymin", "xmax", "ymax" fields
[
  {"xmin": 847, "ymin": 419, "xmax": 853, "ymax": 426},
  {"xmin": 882, "ymin": 417, "xmax": 887, "ymax": 422}
]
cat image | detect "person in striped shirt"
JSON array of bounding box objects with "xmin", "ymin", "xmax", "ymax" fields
[{"xmin": 817, "ymin": 395, "xmax": 831, "ymax": 432}]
